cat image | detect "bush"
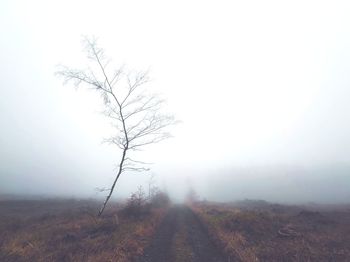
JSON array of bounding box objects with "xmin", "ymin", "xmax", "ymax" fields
[
  {"xmin": 122, "ymin": 187, "xmax": 150, "ymax": 219},
  {"xmin": 150, "ymin": 191, "xmax": 170, "ymax": 208},
  {"xmin": 121, "ymin": 186, "xmax": 171, "ymax": 219}
]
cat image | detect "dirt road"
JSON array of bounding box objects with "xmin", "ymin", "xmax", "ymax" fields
[{"xmin": 138, "ymin": 206, "xmax": 227, "ymax": 262}]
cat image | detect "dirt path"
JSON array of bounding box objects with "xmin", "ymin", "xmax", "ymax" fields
[{"xmin": 138, "ymin": 205, "xmax": 228, "ymax": 262}]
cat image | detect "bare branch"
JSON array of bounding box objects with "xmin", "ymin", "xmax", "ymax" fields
[
  {"xmin": 122, "ymin": 167, "xmax": 150, "ymax": 172},
  {"xmin": 124, "ymin": 157, "xmax": 153, "ymax": 165},
  {"xmin": 95, "ymin": 187, "xmax": 111, "ymax": 193}
]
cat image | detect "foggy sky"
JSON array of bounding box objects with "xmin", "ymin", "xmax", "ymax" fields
[{"xmin": 1, "ymin": 0, "xmax": 350, "ymax": 203}]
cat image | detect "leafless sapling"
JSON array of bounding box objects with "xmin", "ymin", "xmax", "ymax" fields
[{"xmin": 56, "ymin": 37, "xmax": 176, "ymax": 216}]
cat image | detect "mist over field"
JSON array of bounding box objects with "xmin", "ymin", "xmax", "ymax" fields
[{"xmin": 1, "ymin": 0, "xmax": 350, "ymax": 205}]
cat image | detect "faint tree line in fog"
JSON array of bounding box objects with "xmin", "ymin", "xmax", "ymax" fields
[{"xmin": 56, "ymin": 37, "xmax": 177, "ymax": 216}]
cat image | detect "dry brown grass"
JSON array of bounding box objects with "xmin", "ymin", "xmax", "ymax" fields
[
  {"xmin": 0, "ymin": 199, "xmax": 167, "ymax": 262},
  {"xmin": 192, "ymin": 201, "xmax": 350, "ymax": 262}
]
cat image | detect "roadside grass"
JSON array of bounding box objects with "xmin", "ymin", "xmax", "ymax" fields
[
  {"xmin": 0, "ymin": 199, "xmax": 167, "ymax": 262},
  {"xmin": 191, "ymin": 201, "xmax": 350, "ymax": 262}
]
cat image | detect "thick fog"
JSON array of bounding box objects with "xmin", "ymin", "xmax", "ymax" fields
[{"xmin": 1, "ymin": 0, "xmax": 350, "ymax": 203}]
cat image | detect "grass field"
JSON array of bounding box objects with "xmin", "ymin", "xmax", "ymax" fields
[
  {"xmin": 2, "ymin": 198, "xmax": 350, "ymax": 262},
  {"xmin": 192, "ymin": 200, "xmax": 350, "ymax": 261},
  {"xmin": 0, "ymin": 198, "xmax": 167, "ymax": 262}
]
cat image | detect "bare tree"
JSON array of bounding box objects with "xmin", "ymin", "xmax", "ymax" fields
[{"xmin": 56, "ymin": 37, "xmax": 176, "ymax": 216}]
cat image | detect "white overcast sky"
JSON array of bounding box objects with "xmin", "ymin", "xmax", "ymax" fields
[{"xmin": 1, "ymin": 0, "xmax": 350, "ymax": 202}]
